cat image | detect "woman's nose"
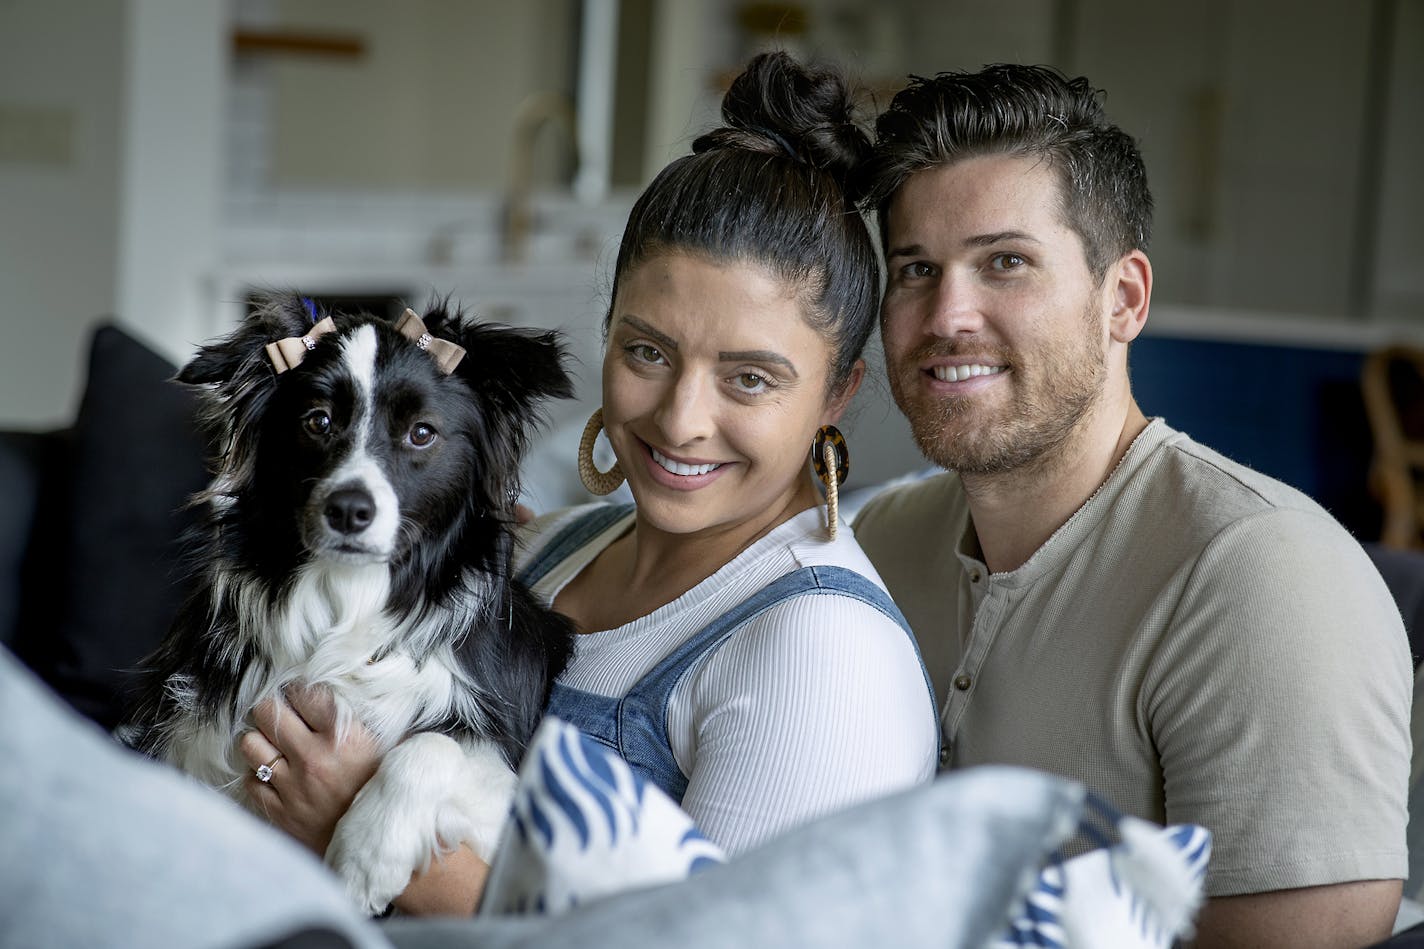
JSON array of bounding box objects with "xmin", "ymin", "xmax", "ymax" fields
[{"xmin": 653, "ymin": 373, "xmax": 715, "ymax": 447}]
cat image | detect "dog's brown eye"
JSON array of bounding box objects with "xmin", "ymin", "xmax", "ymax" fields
[
  {"xmin": 303, "ymin": 410, "xmax": 332, "ymax": 436},
  {"xmin": 408, "ymin": 422, "xmax": 438, "ymax": 447}
]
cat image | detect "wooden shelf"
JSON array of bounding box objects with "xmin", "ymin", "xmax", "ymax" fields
[{"xmin": 232, "ymin": 30, "xmax": 366, "ymax": 59}]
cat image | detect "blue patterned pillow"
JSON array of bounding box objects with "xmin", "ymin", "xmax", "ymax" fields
[
  {"xmin": 993, "ymin": 799, "xmax": 1212, "ymax": 949},
  {"xmin": 481, "ymin": 716, "xmax": 725, "ymax": 915}
]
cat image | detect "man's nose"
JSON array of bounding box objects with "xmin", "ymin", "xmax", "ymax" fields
[{"xmin": 925, "ymin": 271, "xmax": 986, "ymax": 338}]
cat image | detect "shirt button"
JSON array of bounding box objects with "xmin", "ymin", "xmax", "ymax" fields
[
  {"xmin": 938, "ymin": 745, "xmax": 951, "ymax": 768},
  {"xmin": 953, "ymin": 673, "xmax": 972, "ymax": 691},
  {"xmin": 968, "ymin": 567, "xmax": 983, "ymax": 583}
]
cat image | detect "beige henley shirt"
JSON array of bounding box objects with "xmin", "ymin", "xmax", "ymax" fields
[{"xmin": 854, "ymin": 419, "xmax": 1411, "ymax": 896}]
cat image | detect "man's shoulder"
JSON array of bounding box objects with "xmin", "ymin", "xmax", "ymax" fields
[
  {"xmin": 1128, "ymin": 426, "xmax": 1389, "ymax": 606},
  {"xmin": 849, "ymin": 470, "xmax": 966, "ymax": 587},
  {"xmin": 1140, "ymin": 426, "xmax": 1343, "ymax": 536},
  {"xmin": 853, "ymin": 469, "xmax": 964, "ymax": 531}
]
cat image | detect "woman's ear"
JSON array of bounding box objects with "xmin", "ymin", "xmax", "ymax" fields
[
  {"xmin": 824, "ymin": 359, "xmax": 866, "ymax": 425},
  {"xmin": 1108, "ymin": 250, "xmax": 1152, "ymax": 344}
]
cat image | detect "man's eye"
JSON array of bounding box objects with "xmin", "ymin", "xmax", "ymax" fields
[
  {"xmin": 989, "ymin": 253, "xmax": 1026, "ymax": 271},
  {"xmin": 303, "ymin": 410, "xmax": 332, "ymax": 436},
  {"xmin": 629, "ymin": 343, "xmax": 664, "ymax": 363},
  {"xmin": 408, "ymin": 423, "xmax": 438, "ymax": 447}
]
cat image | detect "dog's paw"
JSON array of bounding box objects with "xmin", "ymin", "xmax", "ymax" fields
[
  {"xmin": 329, "ymin": 832, "xmax": 419, "ymax": 917},
  {"xmin": 326, "ymin": 732, "xmax": 517, "ymax": 914}
]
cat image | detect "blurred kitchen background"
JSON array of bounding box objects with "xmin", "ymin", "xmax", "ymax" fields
[{"xmin": 3, "ymin": 0, "xmax": 1423, "ymax": 529}]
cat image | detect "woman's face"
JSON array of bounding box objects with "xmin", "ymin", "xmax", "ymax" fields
[{"xmin": 602, "ymin": 252, "xmax": 860, "ymax": 539}]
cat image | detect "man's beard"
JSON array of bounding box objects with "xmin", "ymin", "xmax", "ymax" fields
[{"xmin": 889, "ymin": 303, "xmax": 1107, "ymax": 476}]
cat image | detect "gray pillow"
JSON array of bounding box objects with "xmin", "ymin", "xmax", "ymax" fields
[
  {"xmin": 384, "ymin": 765, "xmax": 1084, "ymax": 949},
  {"xmin": 0, "ymin": 646, "xmax": 389, "ymax": 949}
]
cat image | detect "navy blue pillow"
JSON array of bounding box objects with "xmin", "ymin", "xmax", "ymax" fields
[
  {"xmin": 29, "ymin": 324, "xmax": 209, "ymax": 728},
  {"xmin": 0, "ymin": 430, "xmax": 61, "ymax": 651}
]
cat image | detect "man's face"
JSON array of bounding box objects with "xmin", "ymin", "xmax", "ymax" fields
[{"xmin": 880, "ymin": 154, "xmax": 1111, "ymax": 475}]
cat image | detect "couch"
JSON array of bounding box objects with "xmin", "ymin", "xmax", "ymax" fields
[{"xmin": 6, "ymin": 322, "xmax": 1424, "ymax": 945}]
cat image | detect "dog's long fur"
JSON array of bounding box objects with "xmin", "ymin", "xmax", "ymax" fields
[{"xmin": 121, "ymin": 293, "xmax": 576, "ymax": 913}]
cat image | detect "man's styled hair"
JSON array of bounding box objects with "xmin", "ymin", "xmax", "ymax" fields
[{"xmin": 856, "ymin": 64, "xmax": 1153, "ymax": 282}]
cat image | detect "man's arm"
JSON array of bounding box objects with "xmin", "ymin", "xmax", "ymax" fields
[{"xmin": 1189, "ymin": 880, "xmax": 1401, "ymax": 949}]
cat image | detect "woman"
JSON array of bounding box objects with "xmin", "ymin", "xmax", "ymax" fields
[{"xmin": 238, "ymin": 51, "xmax": 938, "ymax": 913}]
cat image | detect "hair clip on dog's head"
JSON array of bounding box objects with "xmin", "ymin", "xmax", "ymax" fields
[
  {"xmin": 264, "ymin": 316, "xmax": 337, "ymax": 374},
  {"xmin": 263, "ymin": 308, "xmax": 466, "ymax": 376},
  {"xmin": 393, "ymin": 309, "xmax": 465, "ymax": 374}
]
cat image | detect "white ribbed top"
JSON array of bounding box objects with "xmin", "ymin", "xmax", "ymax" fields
[{"xmin": 516, "ymin": 504, "xmax": 938, "ymax": 855}]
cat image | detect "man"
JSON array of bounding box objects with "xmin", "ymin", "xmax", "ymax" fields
[{"xmin": 851, "ymin": 64, "xmax": 1412, "ymax": 948}]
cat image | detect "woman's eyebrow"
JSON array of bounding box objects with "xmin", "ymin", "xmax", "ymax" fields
[
  {"xmin": 720, "ymin": 349, "xmax": 797, "ymax": 377},
  {"xmin": 618, "ymin": 315, "xmax": 678, "ymax": 352}
]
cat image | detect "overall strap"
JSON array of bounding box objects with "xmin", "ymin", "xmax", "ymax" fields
[
  {"xmin": 544, "ymin": 682, "xmax": 620, "ymax": 747},
  {"xmin": 617, "ymin": 565, "xmax": 941, "ymax": 802},
  {"xmin": 517, "ymin": 503, "xmax": 634, "ymax": 588}
]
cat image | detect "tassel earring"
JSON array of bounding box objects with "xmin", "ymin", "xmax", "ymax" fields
[
  {"xmin": 577, "ymin": 407, "xmax": 626, "ymax": 496},
  {"xmin": 810, "ymin": 425, "xmax": 849, "ymax": 540}
]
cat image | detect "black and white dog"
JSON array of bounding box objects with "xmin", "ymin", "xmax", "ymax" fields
[{"xmin": 121, "ymin": 293, "xmax": 575, "ymax": 913}]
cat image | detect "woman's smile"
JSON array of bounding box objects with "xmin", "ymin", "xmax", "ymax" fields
[
  {"xmin": 601, "ymin": 251, "xmax": 846, "ymax": 537},
  {"xmin": 643, "ymin": 441, "xmax": 731, "ymax": 490}
]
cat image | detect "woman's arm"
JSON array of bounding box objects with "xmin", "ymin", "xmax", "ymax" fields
[
  {"xmin": 674, "ymin": 595, "xmax": 938, "ymax": 855},
  {"xmin": 392, "ymin": 845, "xmax": 489, "ymax": 916}
]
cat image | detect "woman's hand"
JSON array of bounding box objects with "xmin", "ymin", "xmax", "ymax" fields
[{"xmin": 238, "ymin": 683, "xmax": 381, "ymax": 857}]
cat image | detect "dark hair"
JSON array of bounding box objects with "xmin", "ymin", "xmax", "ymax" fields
[
  {"xmin": 856, "ymin": 64, "xmax": 1153, "ymax": 282},
  {"xmin": 605, "ymin": 51, "xmax": 878, "ymax": 394}
]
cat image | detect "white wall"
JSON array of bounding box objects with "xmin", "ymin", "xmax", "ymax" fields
[
  {"xmin": 0, "ymin": 0, "xmax": 126, "ymax": 428},
  {"xmin": 640, "ymin": 0, "xmax": 726, "ymax": 173},
  {"xmin": 266, "ymin": 0, "xmax": 577, "ymax": 190},
  {"xmin": 1207, "ymin": 2, "xmax": 1373, "ymax": 316},
  {"xmin": 1374, "ymin": 0, "xmax": 1424, "ymax": 318},
  {"xmin": 0, "ymin": 0, "xmax": 224, "ymax": 429},
  {"xmin": 115, "ymin": 0, "xmax": 226, "ymax": 370}
]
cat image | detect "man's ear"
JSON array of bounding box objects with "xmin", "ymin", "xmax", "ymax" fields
[
  {"xmin": 823, "ymin": 359, "xmax": 866, "ymax": 425},
  {"xmin": 1107, "ymin": 250, "xmax": 1151, "ymax": 344}
]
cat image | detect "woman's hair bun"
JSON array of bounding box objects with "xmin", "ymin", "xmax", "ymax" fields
[{"xmin": 692, "ymin": 50, "xmax": 870, "ymax": 187}]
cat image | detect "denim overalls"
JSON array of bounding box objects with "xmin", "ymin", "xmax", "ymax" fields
[{"xmin": 518, "ymin": 503, "xmax": 938, "ymax": 803}]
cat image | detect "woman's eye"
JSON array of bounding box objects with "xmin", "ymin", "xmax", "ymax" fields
[
  {"xmin": 989, "ymin": 253, "xmax": 1026, "ymax": 271},
  {"xmin": 303, "ymin": 410, "xmax": 332, "ymax": 436},
  {"xmin": 408, "ymin": 423, "xmax": 438, "ymax": 447},
  {"xmin": 732, "ymin": 371, "xmax": 772, "ymax": 394},
  {"xmin": 901, "ymin": 261, "xmax": 936, "ymax": 279}
]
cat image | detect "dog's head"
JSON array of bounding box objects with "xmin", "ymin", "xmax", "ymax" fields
[{"xmin": 180, "ymin": 293, "xmax": 573, "ymax": 580}]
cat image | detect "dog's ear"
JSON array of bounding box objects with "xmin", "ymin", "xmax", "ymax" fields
[
  {"xmin": 427, "ymin": 300, "xmax": 576, "ymax": 416},
  {"xmin": 450, "ymin": 321, "xmax": 576, "ymax": 422},
  {"xmin": 179, "ymin": 293, "xmax": 315, "ymax": 386},
  {"xmin": 434, "ymin": 306, "xmax": 576, "ymax": 509},
  {"xmin": 179, "ymin": 293, "xmax": 318, "ymax": 489}
]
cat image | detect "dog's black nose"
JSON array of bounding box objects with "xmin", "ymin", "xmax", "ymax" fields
[{"xmin": 324, "ymin": 488, "xmax": 376, "ymax": 535}]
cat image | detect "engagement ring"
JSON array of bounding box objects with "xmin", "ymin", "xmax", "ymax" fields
[{"xmin": 255, "ymin": 754, "xmax": 282, "ymax": 783}]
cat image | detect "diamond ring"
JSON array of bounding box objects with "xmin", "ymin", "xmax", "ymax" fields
[{"xmin": 255, "ymin": 753, "xmax": 283, "ymax": 783}]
